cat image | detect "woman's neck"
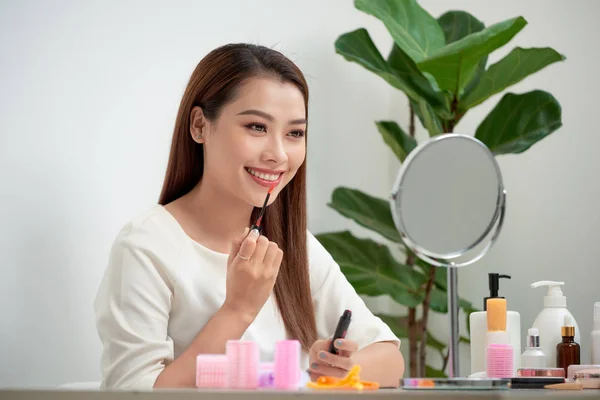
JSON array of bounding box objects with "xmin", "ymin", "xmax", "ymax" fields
[{"xmin": 176, "ymin": 177, "xmax": 254, "ymax": 254}]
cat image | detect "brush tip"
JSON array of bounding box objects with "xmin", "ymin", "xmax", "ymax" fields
[{"xmin": 268, "ymin": 185, "xmax": 275, "ymax": 194}]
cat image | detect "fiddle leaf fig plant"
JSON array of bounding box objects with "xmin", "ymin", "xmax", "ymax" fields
[{"xmin": 316, "ymin": 0, "xmax": 564, "ymax": 377}]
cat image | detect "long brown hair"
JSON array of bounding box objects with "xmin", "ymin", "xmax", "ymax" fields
[{"xmin": 158, "ymin": 44, "xmax": 317, "ymax": 351}]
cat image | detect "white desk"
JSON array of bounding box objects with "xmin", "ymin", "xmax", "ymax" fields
[{"xmin": 1, "ymin": 389, "xmax": 599, "ymax": 400}]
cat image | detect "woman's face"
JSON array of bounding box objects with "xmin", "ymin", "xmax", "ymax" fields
[{"xmin": 192, "ymin": 76, "xmax": 307, "ymax": 208}]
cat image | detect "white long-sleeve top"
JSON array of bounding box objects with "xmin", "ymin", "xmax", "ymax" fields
[{"xmin": 94, "ymin": 205, "xmax": 400, "ymax": 388}]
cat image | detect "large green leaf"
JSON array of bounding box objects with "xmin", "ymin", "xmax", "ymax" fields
[
  {"xmin": 375, "ymin": 121, "xmax": 417, "ymax": 162},
  {"xmin": 355, "ymin": 0, "xmax": 445, "ymax": 62},
  {"xmin": 461, "ymin": 47, "xmax": 565, "ymax": 111},
  {"xmin": 416, "ymin": 97, "xmax": 443, "ymax": 135},
  {"xmin": 429, "ymin": 286, "xmax": 477, "ymax": 315},
  {"xmin": 417, "ymin": 17, "xmax": 527, "ymax": 95},
  {"xmin": 409, "ymin": 99, "xmax": 447, "ymax": 135},
  {"xmin": 377, "ymin": 314, "xmax": 409, "ymax": 338},
  {"xmin": 426, "ymin": 366, "xmax": 448, "ymax": 378},
  {"xmin": 475, "ymin": 90, "xmax": 562, "ymax": 154},
  {"xmin": 426, "ymin": 329, "xmax": 447, "ymax": 354},
  {"xmin": 429, "ymin": 287, "xmax": 448, "ymax": 313},
  {"xmin": 437, "ymin": 11, "xmax": 487, "ymax": 99},
  {"xmin": 386, "ymin": 44, "xmax": 451, "ymax": 117},
  {"xmin": 377, "ymin": 314, "xmax": 446, "ymax": 358},
  {"xmin": 438, "ymin": 11, "xmax": 485, "ymax": 44},
  {"xmin": 416, "ymin": 262, "xmax": 447, "ymax": 291},
  {"xmin": 459, "ymin": 297, "xmax": 475, "ymax": 311},
  {"xmin": 334, "ymin": 29, "xmax": 450, "ymax": 115},
  {"xmin": 315, "ymin": 231, "xmax": 428, "ymax": 307},
  {"xmin": 327, "ymin": 187, "xmax": 401, "ymax": 243}
]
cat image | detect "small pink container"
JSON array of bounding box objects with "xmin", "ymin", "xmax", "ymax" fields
[
  {"xmin": 486, "ymin": 343, "xmax": 514, "ymax": 378},
  {"xmin": 274, "ymin": 340, "xmax": 301, "ymax": 390},
  {"xmin": 195, "ymin": 354, "xmax": 228, "ymax": 388},
  {"xmin": 226, "ymin": 340, "xmax": 260, "ymax": 389}
]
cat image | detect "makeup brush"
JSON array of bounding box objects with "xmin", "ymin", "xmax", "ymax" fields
[{"xmin": 250, "ymin": 185, "xmax": 275, "ymax": 234}]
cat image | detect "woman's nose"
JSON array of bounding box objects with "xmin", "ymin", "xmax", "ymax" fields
[{"xmin": 262, "ymin": 135, "xmax": 288, "ymax": 165}]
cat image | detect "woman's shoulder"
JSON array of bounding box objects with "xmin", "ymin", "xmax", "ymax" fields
[
  {"xmin": 111, "ymin": 204, "xmax": 187, "ymax": 257},
  {"xmin": 305, "ymin": 229, "xmax": 338, "ymax": 293},
  {"xmin": 306, "ymin": 230, "xmax": 333, "ymax": 264}
]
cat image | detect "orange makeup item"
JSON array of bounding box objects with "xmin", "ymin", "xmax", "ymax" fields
[{"xmin": 306, "ymin": 365, "xmax": 379, "ymax": 391}]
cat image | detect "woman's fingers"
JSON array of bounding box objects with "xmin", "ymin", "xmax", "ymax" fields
[
  {"xmin": 307, "ymin": 361, "xmax": 348, "ymax": 378},
  {"xmin": 314, "ymin": 350, "xmax": 354, "ymax": 371},
  {"xmin": 262, "ymin": 241, "xmax": 279, "ymax": 266},
  {"xmin": 333, "ymin": 339, "xmax": 359, "ymax": 353},
  {"xmin": 272, "ymin": 248, "xmax": 283, "ymax": 271},
  {"xmin": 251, "ymin": 234, "xmax": 269, "ymax": 266},
  {"xmin": 236, "ymin": 228, "xmax": 258, "ymax": 261}
]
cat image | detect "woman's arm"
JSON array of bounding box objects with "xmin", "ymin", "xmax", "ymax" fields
[
  {"xmin": 96, "ymin": 229, "xmax": 255, "ymax": 389},
  {"xmin": 352, "ymin": 341, "xmax": 405, "ymax": 387},
  {"xmin": 307, "ymin": 232, "xmax": 404, "ymax": 386},
  {"xmin": 308, "ymin": 339, "xmax": 404, "ymax": 388}
]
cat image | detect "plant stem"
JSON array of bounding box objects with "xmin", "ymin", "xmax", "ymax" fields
[
  {"xmin": 447, "ymin": 95, "xmax": 459, "ymax": 133},
  {"xmin": 408, "ymin": 307, "xmax": 418, "ymax": 376},
  {"xmin": 418, "ymin": 266, "xmax": 437, "ymax": 376},
  {"xmin": 442, "ymin": 349, "xmax": 450, "ymax": 372}
]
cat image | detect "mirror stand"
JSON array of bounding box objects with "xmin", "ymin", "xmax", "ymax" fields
[
  {"xmin": 390, "ymin": 134, "xmax": 506, "ymax": 379},
  {"xmin": 448, "ymin": 268, "xmax": 460, "ymax": 377}
]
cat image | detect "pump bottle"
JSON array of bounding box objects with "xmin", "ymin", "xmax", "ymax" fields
[
  {"xmin": 530, "ymin": 281, "xmax": 580, "ymax": 368},
  {"xmin": 469, "ymin": 273, "xmax": 521, "ymax": 375}
]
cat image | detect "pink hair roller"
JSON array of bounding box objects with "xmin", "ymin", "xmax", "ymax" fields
[
  {"xmin": 226, "ymin": 340, "xmax": 260, "ymax": 389},
  {"xmin": 274, "ymin": 340, "xmax": 301, "ymax": 390},
  {"xmin": 486, "ymin": 343, "xmax": 514, "ymax": 378},
  {"xmin": 195, "ymin": 354, "xmax": 228, "ymax": 388}
]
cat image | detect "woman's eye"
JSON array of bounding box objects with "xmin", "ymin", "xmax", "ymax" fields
[
  {"xmin": 289, "ymin": 130, "xmax": 305, "ymax": 138},
  {"xmin": 247, "ymin": 123, "xmax": 266, "ymax": 132}
]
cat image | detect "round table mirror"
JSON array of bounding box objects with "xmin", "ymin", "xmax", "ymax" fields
[{"xmin": 390, "ymin": 133, "xmax": 506, "ymax": 377}]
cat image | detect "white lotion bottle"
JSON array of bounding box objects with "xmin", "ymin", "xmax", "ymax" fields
[
  {"xmin": 469, "ymin": 273, "xmax": 521, "ymax": 375},
  {"xmin": 591, "ymin": 302, "xmax": 600, "ymax": 364},
  {"xmin": 530, "ymin": 281, "xmax": 580, "ymax": 368},
  {"xmin": 521, "ymin": 328, "xmax": 546, "ymax": 368}
]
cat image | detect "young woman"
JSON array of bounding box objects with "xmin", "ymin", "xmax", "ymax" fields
[{"xmin": 94, "ymin": 43, "xmax": 404, "ymax": 389}]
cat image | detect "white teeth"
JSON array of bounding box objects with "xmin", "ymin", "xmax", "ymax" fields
[{"xmin": 247, "ymin": 168, "xmax": 280, "ymax": 182}]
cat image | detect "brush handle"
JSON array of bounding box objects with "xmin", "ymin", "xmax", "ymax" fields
[{"xmin": 544, "ymin": 382, "xmax": 583, "ymax": 390}]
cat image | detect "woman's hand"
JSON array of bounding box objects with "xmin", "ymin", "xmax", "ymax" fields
[
  {"xmin": 307, "ymin": 338, "xmax": 359, "ymax": 380},
  {"xmin": 222, "ymin": 228, "xmax": 284, "ymax": 321}
]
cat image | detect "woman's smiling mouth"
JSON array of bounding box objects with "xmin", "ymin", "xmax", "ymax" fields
[{"xmin": 245, "ymin": 167, "xmax": 284, "ymax": 187}]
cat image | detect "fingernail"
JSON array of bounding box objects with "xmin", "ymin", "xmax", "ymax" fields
[
  {"xmin": 336, "ymin": 339, "xmax": 343, "ymax": 346},
  {"xmin": 250, "ymin": 229, "xmax": 259, "ymax": 237},
  {"xmin": 319, "ymin": 351, "xmax": 327, "ymax": 359},
  {"xmin": 311, "ymin": 362, "xmax": 318, "ymax": 369}
]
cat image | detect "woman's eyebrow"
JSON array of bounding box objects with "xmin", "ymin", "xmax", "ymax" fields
[{"xmin": 237, "ymin": 109, "xmax": 306, "ymax": 125}]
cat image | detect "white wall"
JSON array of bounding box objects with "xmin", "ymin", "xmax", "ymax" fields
[{"xmin": 0, "ymin": 0, "xmax": 598, "ymax": 387}]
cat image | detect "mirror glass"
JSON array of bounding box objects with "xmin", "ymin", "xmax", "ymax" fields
[{"xmin": 390, "ymin": 134, "xmax": 505, "ymax": 267}]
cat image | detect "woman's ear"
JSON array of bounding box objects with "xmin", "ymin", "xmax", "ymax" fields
[{"xmin": 190, "ymin": 106, "xmax": 206, "ymax": 143}]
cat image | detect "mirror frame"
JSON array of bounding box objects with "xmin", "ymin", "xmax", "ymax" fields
[{"xmin": 389, "ymin": 134, "xmax": 507, "ymax": 267}]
